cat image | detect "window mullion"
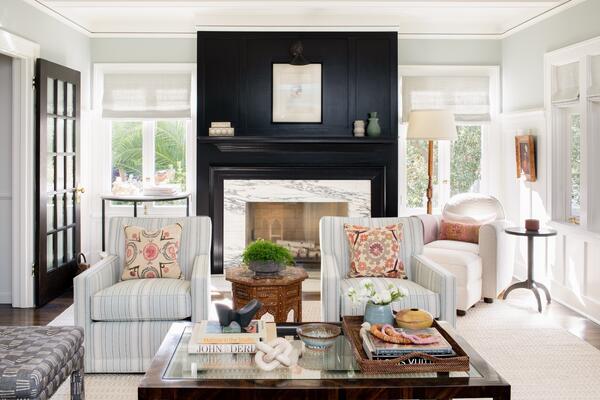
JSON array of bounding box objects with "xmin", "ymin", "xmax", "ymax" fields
[{"xmin": 142, "ymin": 121, "xmax": 155, "ymax": 213}]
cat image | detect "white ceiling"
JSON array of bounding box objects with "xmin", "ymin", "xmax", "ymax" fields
[{"xmin": 30, "ymin": 0, "xmax": 582, "ymax": 38}]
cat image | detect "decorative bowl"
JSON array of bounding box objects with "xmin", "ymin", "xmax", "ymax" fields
[
  {"xmin": 296, "ymin": 323, "xmax": 341, "ymax": 350},
  {"xmin": 394, "ymin": 308, "xmax": 434, "ymax": 330}
]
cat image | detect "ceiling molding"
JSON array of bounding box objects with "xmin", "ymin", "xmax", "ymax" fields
[{"xmin": 26, "ymin": 0, "xmax": 589, "ymax": 40}]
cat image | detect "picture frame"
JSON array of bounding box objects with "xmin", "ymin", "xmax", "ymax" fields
[
  {"xmin": 272, "ymin": 63, "xmax": 322, "ymax": 123},
  {"xmin": 515, "ymin": 135, "xmax": 537, "ymax": 182}
]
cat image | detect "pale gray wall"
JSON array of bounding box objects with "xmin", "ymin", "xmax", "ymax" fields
[
  {"xmin": 0, "ymin": 54, "xmax": 12, "ymax": 303},
  {"xmin": 398, "ymin": 39, "xmax": 501, "ymax": 65},
  {"xmin": 502, "ymin": 0, "xmax": 600, "ymax": 112},
  {"xmin": 92, "ymin": 38, "xmax": 196, "ymax": 63},
  {"xmin": 0, "ymin": 0, "xmax": 91, "ymax": 108}
]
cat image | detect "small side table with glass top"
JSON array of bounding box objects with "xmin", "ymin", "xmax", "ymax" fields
[{"xmin": 503, "ymin": 227, "xmax": 557, "ymax": 313}]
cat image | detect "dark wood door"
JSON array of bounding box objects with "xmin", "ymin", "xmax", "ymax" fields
[{"xmin": 35, "ymin": 59, "xmax": 82, "ymax": 307}]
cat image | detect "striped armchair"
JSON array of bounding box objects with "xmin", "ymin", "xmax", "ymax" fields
[
  {"xmin": 320, "ymin": 216, "xmax": 456, "ymax": 326},
  {"xmin": 74, "ymin": 217, "xmax": 211, "ymax": 373}
]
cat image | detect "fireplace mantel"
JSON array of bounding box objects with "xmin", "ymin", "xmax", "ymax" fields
[{"xmin": 197, "ymin": 136, "xmax": 397, "ymax": 153}]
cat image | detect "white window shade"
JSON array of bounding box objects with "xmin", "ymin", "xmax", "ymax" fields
[
  {"xmin": 102, "ymin": 73, "xmax": 191, "ymax": 118},
  {"xmin": 402, "ymin": 76, "xmax": 490, "ymax": 123},
  {"xmin": 589, "ymin": 55, "xmax": 600, "ymax": 100},
  {"xmin": 551, "ymin": 62, "xmax": 579, "ymax": 104}
]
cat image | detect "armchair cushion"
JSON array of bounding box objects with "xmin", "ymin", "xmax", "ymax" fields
[
  {"xmin": 339, "ymin": 278, "xmax": 440, "ymax": 318},
  {"xmin": 91, "ymin": 279, "xmax": 191, "ymax": 322},
  {"xmin": 422, "ymin": 245, "xmax": 482, "ymax": 285},
  {"xmin": 423, "ymin": 240, "xmax": 479, "ymax": 255}
]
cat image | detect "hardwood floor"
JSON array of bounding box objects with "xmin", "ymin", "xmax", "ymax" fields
[
  {"xmin": 0, "ymin": 289, "xmax": 73, "ymax": 326},
  {"xmin": 1, "ymin": 288, "xmax": 599, "ymax": 352}
]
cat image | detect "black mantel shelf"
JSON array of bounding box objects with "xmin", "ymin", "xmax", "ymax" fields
[{"xmin": 198, "ymin": 136, "xmax": 397, "ymax": 153}]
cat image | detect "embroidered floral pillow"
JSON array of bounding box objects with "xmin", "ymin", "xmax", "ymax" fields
[
  {"xmin": 344, "ymin": 223, "xmax": 405, "ymax": 278},
  {"xmin": 439, "ymin": 219, "xmax": 481, "ymax": 244},
  {"xmin": 121, "ymin": 223, "xmax": 183, "ymax": 280}
]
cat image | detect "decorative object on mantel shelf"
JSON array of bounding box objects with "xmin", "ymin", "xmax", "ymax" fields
[
  {"xmin": 366, "ymin": 112, "xmax": 381, "ymax": 137},
  {"xmin": 353, "ymin": 120, "xmax": 366, "ymax": 136},
  {"xmin": 515, "ymin": 134, "xmax": 537, "ymax": 182},
  {"xmin": 242, "ymin": 239, "xmax": 294, "ymax": 277},
  {"xmin": 209, "ymin": 121, "xmax": 234, "ymax": 136},
  {"xmin": 525, "ymin": 218, "xmax": 540, "ymax": 231},
  {"xmin": 347, "ymin": 279, "xmax": 407, "ymax": 325}
]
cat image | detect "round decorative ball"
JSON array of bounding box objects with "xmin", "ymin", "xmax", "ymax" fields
[{"xmin": 395, "ymin": 308, "xmax": 434, "ymax": 330}]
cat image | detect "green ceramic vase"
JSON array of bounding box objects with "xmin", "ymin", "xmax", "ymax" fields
[
  {"xmin": 364, "ymin": 301, "xmax": 395, "ymax": 325},
  {"xmin": 366, "ymin": 112, "xmax": 381, "ymax": 137}
]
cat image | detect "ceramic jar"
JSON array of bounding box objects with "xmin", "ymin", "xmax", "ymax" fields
[
  {"xmin": 353, "ymin": 120, "xmax": 365, "ymax": 137},
  {"xmin": 395, "ymin": 308, "xmax": 434, "ymax": 330},
  {"xmin": 364, "ymin": 301, "xmax": 395, "ymax": 325},
  {"xmin": 366, "ymin": 112, "xmax": 381, "ymax": 137}
]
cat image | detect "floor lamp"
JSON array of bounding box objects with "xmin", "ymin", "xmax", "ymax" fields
[{"xmin": 406, "ymin": 110, "xmax": 457, "ymax": 214}]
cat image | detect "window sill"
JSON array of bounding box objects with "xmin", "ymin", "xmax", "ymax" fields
[{"xmin": 548, "ymin": 221, "xmax": 600, "ymax": 241}]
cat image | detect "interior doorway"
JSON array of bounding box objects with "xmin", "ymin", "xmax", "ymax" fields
[{"xmin": 0, "ymin": 53, "xmax": 13, "ymax": 304}]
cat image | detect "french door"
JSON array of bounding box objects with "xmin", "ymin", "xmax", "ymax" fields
[{"xmin": 35, "ymin": 59, "xmax": 82, "ymax": 307}]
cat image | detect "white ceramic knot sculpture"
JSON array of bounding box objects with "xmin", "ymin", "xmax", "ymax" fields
[{"xmin": 254, "ymin": 338, "xmax": 299, "ymax": 371}]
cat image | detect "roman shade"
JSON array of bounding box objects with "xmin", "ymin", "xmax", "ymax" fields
[
  {"xmin": 551, "ymin": 62, "xmax": 579, "ymax": 104},
  {"xmin": 102, "ymin": 73, "xmax": 191, "ymax": 118},
  {"xmin": 589, "ymin": 55, "xmax": 600, "ymax": 101},
  {"xmin": 402, "ymin": 76, "xmax": 490, "ymax": 123}
]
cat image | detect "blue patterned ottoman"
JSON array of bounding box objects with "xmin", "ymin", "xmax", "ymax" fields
[{"xmin": 0, "ymin": 326, "xmax": 84, "ymax": 400}]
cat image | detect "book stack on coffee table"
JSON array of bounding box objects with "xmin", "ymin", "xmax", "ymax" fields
[
  {"xmin": 360, "ymin": 327, "xmax": 455, "ymax": 361},
  {"xmin": 188, "ymin": 320, "xmax": 276, "ymax": 354}
]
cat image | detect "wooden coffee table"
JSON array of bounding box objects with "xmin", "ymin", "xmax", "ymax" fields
[
  {"xmin": 138, "ymin": 321, "xmax": 510, "ymax": 400},
  {"xmin": 226, "ymin": 266, "xmax": 308, "ymax": 323}
]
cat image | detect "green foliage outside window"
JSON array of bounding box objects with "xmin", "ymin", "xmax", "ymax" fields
[
  {"xmin": 570, "ymin": 114, "xmax": 581, "ymax": 216},
  {"xmin": 450, "ymin": 125, "xmax": 482, "ymax": 196},
  {"xmin": 111, "ymin": 121, "xmax": 143, "ymax": 181},
  {"xmin": 406, "ymin": 140, "xmax": 438, "ymax": 209},
  {"xmin": 155, "ymin": 121, "xmax": 186, "ymax": 188}
]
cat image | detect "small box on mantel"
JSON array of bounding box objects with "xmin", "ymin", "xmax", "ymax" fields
[{"xmin": 209, "ymin": 121, "xmax": 234, "ymax": 136}]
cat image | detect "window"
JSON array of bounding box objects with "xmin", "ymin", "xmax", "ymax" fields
[
  {"xmin": 405, "ymin": 125, "xmax": 482, "ymax": 210},
  {"xmin": 110, "ymin": 120, "xmax": 189, "ymax": 206},
  {"xmin": 569, "ymin": 113, "xmax": 581, "ymax": 223}
]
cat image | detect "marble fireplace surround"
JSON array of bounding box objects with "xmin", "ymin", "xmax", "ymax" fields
[{"xmin": 207, "ymin": 165, "xmax": 388, "ymax": 273}]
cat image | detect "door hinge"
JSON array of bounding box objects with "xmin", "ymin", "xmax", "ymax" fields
[
  {"xmin": 32, "ymin": 77, "xmax": 36, "ymax": 88},
  {"xmin": 31, "ymin": 263, "xmax": 36, "ymax": 276}
]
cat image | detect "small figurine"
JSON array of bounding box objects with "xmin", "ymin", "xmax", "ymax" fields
[{"xmin": 215, "ymin": 299, "xmax": 262, "ymax": 329}]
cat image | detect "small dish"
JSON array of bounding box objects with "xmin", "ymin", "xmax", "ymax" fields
[{"xmin": 296, "ymin": 323, "xmax": 341, "ymax": 350}]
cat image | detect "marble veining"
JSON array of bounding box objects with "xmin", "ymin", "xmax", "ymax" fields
[{"xmin": 223, "ymin": 180, "xmax": 371, "ymax": 268}]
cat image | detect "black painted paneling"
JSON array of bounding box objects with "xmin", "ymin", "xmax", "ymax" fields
[{"xmin": 197, "ymin": 31, "xmax": 398, "ymax": 137}]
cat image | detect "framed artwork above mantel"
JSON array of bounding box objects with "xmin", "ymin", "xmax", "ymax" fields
[{"xmin": 272, "ymin": 63, "xmax": 322, "ymax": 124}]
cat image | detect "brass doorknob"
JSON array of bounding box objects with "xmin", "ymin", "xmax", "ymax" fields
[{"xmin": 75, "ymin": 186, "xmax": 85, "ymax": 194}]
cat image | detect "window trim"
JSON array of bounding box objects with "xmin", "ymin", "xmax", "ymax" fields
[
  {"xmin": 92, "ymin": 63, "xmax": 196, "ymax": 217},
  {"xmin": 398, "ymin": 65, "xmax": 501, "ymax": 215}
]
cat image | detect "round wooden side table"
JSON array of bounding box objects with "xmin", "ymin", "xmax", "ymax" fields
[
  {"xmin": 503, "ymin": 227, "xmax": 557, "ymax": 313},
  {"xmin": 225, "ymin": 266, "xmax": 308, "ymax": 323}
]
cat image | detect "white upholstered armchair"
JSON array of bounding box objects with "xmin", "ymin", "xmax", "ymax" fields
[
  {"xmin": 320, "ymin": 216, "xmax": 457, "ymax": 327},
  {"xmin": 74, "ymin": 216, "xmax": 211, "ymax": 373},
  {"xmin": 419, "ymin": 193, "xmax": 515, "ymax": 315}
]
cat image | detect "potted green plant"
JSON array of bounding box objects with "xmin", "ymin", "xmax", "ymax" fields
[{"xmin": 242, "ymin": 239, "xmax": 295, "ymax": 276}]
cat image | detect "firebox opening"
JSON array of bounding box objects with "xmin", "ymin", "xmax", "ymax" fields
[{"xmin": 245, "ymin": 202, "xmax": 348, "ymax": 269}]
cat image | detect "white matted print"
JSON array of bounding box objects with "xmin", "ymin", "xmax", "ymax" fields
[{"xmin": 272, "ymin": 64, "xmax": 322, "ymax": 123}]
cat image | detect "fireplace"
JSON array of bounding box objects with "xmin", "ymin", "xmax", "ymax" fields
[{"xmin": 223, "ymin": 179, "xmax": 371, "ymax": 269}]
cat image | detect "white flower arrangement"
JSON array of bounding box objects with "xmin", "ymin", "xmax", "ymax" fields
[{"xmin": 346, "ymin": 279, "xmax": 407, "ymax": 306}]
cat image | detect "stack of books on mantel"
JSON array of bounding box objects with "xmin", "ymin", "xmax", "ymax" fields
[
  {"xmin": 188, "ymin": 320, "xmax": 276, "ymax": 354},
  {"xmin": 208, "ymin": 121, "xmax": 234, "ymax": 136},
  {"xmin": 361, "ymin": 327, "xmax": 455, "ymax": 361}
]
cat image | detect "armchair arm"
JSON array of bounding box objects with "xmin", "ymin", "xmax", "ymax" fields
[
  {"xmin": 415, "ymin": 214, "xmax": 441, "ymax": 245},
  {"xmin": 412, "ymin": 255, "xmax": 457, "ymax": 327},
  {"xmin": 191, "ymin": 254, "xmax": 211, "ymax": 322},
  {"xmin": 479, "ymin": 219, "xmax": 515, "ymax": 299},
  {"xmin": 73, "ymin": 254, "xmax": 121, "ymax": 330},
  {"xmin": 320, "ymin": 254, "xmax": 341, "ymax": 322}
]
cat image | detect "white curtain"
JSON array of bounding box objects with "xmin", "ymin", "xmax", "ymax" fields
[
  {"xmin": 589, "ymin": 55, "xmax": 600, "ymax": 101},
  {"xmin": 102, "ymin": 73, "xmax": 191, "ymax": 118},
  {"xmin": 551, "ymin": 62, "xmax": 579, "ymax": 104},
  {"xmin": 402, "ymin": 76, "xmax": 490, "ymax": 123}
]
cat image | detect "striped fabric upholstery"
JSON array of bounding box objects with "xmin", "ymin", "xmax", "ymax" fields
[
  {"xmin": 340, "ymin": 277, "xmax": 440, "ymax": 318},
  {"xmin": 91, "ymin": 279, "xmax": 191, "ymax": 322},
  {"xmin": 74, "ymin": 216, "xmax": 212, "ymax": 373},
  {"xmin": 320, "ymin": 216, "xmax": 457, "ymax": 326}
]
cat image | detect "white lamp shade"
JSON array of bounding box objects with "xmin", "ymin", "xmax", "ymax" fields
[{"xmin": 406, "ymin": 110, "xmax": 457, "ymax": 141}]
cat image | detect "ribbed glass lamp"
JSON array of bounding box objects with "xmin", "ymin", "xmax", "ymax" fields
[{"xmin": 406, "ymin": 110, "xmax": 457, "ymax": 214}]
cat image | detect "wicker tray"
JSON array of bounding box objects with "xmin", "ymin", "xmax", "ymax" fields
[{"xmin": 342, "ymin": 316, "xmax": 470, "ymax": 374}]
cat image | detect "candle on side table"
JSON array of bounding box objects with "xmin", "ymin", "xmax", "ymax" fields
[{"xmin": 525, "ymin": 219, "xmax": 540, "ymax": 231}]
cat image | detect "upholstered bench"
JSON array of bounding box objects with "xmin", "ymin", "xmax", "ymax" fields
[{"xmin": 0, "ymin": 326, "xmax": 84, "ymax": 400}]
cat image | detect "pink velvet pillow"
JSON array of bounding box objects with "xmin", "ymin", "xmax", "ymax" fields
[{"xmin": 439, "ymin": 219, "xmax": 481, "ymax": 244}]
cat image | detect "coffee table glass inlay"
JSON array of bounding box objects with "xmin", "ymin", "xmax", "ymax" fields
[{"xmin": 163, "ymin": 325, "xmax": 481, "ymax": 381}]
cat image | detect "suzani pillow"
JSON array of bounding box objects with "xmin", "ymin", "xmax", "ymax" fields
[
  {"xmin": 439, "ymin": 219, "xmax": 481, "ymax": 244},
  {"xmin": 121, "ymin": 223, "xmax": 183, "ymax": 280},
  {"xmin": 344, "ymin": 223, "xmax": 404, "ymax": 278}
]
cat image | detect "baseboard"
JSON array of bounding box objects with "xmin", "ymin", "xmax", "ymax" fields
[{"xmin": 550, "ymin": 281, "xmax": 600, "ymax": 326}]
